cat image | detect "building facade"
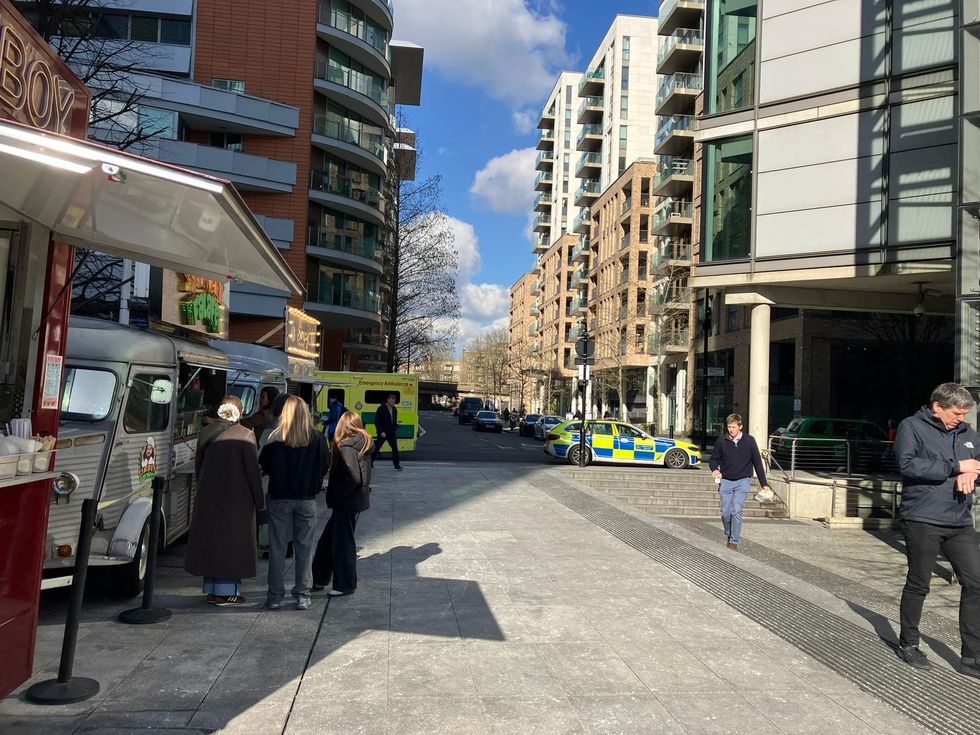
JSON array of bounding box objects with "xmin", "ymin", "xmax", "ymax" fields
[
  {"xmin": 507, "ymin": 272, "xmax": 537, "ymax": 411},
  {"xmin": 692, "ymin": 0, "xmax": 958, "ymax": 442}
]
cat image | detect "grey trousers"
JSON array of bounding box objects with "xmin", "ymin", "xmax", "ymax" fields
[{"xmin": 267, "ymin": 498, "xmax": 317, "ymax": 603}]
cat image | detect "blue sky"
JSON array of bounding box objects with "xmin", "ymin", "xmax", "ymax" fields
[{"xmin": 394, "ymin": 0, "xmax": 658, "ymax": 347}]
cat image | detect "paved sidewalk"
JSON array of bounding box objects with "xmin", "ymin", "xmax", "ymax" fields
[{"xmin": 1, "ymin": 462, "xmax": 975, "ymax": 734}]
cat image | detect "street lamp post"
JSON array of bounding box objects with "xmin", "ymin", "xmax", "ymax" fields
[
  {"xmin": 575, "ymin": 319, "xmax": 595, "ymax": 467},
  {"xmin": 699, "ymin": 289, "xmax": 711, "ymax": 451}
]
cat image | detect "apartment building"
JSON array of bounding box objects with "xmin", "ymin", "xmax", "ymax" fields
[
  {"xmin": 507, "ymin": 272, "xmax": 537, "ymax": 411},
  {"xmin": 531, "ymin": 233, "xmax": 580, "ymax": 413},
  {"xmin": 30, "ymin": 0, "xmax": 422, "ymax": 371},
  {"xmin": 691, "ymin": 0, "xmax": 958, "ymax": 442}
]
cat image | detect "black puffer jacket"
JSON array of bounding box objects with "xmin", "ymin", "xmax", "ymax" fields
[
  {"xmin": 326, "ymin": 434, "xmax": 372, "ymax": 512},
  {"xmin": 896, "ymin": 407, "xmax": 980, "ymax": 526}
]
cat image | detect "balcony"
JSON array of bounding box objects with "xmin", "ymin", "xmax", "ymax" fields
[
  {"xmin": 308, "ymin": 226, "xmax": 384, "ymax": 275},
  {"xmin": 309, "ymin": 169, "xmax": 385, "ymax": 226},
  {"xmin": 533, "ymin": 214, "xmax": 552, "ymax": 233},
  {"xmin": 575, "ymin": 151, "xmax": 602, "ymax": 177},
  {"xmin": 312, "ymin": 113, "xmax": 386, "ymax": 175},
  {"xmin": 314, "ymin": 57, "xmax": 389, "ymax": 129},
  {"xmin": 536, "ymin": 128, "xmax": 555, "ymax": 150},
  {"xmin": 534, "ymin": 192, "xmax": 554, "ymax": 212},
  {"xmin": 648, "ymin": 328, "xmax": 690, "ymax": 354},
  {"xmin": 140, "ymin": 139, "xmax": 296, "ymax": 193},
  {"xmin": 572, "ymin": 267, "xmax": 589, "ymax": 287},
  {"xmin": 658, "ymin": 0, "xmax": 705, "ymax": 37},
  {"xmin": 574, "ymin": 180, "xmax": 600, "ymax": 207},
  {"xmin": 305, "ymin": 281, "xmax": 381, "ymax": 328},
  {"xmin": 529, "ymin": 304, "xmax": 540, "ymax": 316},
  {"xmin": 651, "ymin": 287, "xmax": 692, "ymax": 313},
  {"xmin": 528, "ymin": 322, "xmax": 538, "ymax": 336},
  {"xmin": 578, "ymin": 69, "xmax": 605, "ymax": 97},
  {"xmin": 577, "ymin": 96, "xmax": 603, "ymax": 124},
  {"xmin": 654, "ymin": 114, "xmax": 695, "ymax": 156},
  {"xmin": 572, "ymin": 297, "xmax": 588, "ymax": 315},
  {"xmin": 572, "ymin": 237, "xmax": 590, "ymax": 263},
  {"xmin": 343, "ymin": 329, "xmax": 388, "ymax": 355},
  {"xmin": 656, "ymin": 72, "xmax": 703, "ymax": 116},
  {"xmin": 535, "ymin": 150, "xmax": 554, "ymax": 171},
  {"xmin": 573, "ymin": 209, "xmax": 591, "ymax": 234},
  {"xmin": 652, "ymin": 198, "xmax": 694, "ymax": 234},
  {"xmin": 576, "ymin": 123, "xmax": 603, "ymax": 152},
  {"xmin": 317, "ymin": 0, "xmax": 391, "ymax": 80},
  {"xmin": 652, "ymin": 241, "xmax": 693, "ymax": 271},
  {"xmin": 534, "ymin": 171, "xmax": 554, "ymax": 191},
  {"xmin": 538, "ymin": 106, "xmax": 556, "ymax": 129},
  {"xmin": 530, "ymin": 279, "xmax": 542, "ymax": 295},
  {"xmin": 657, "ymin": 28, "xmax": 704, "ymax": 75},
  {"xmin": 653, "ymin": 157, "xmax": 695, "ymax": 198}
]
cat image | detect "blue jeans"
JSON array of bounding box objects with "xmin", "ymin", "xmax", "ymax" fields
[
  {"xmin": 719, "ymin": 478, "xmax": 751, "ymax": 545},
  {"xmin": 267, "ymin": 498, "xmax": 317, "ymax": 603}
]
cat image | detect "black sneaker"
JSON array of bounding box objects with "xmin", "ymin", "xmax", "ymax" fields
[
  {"xmin": 961, "ymin": 657, "xmax": 980, "ymax": 679},
  {"xmin": 899, "ymin": 645, "xmax": 931, "ymax": 669}
]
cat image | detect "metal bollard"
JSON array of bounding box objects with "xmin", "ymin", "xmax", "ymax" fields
[
  {"xmin": 26, "ymin": 498, "xmax": 100, "ymax": 705},
  {"xmin": 118, "ymin": 477, "xmax": 171, "ymax": 625}
]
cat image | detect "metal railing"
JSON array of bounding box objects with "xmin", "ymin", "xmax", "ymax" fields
[
  {"xmin": 318, "ymin": 1, "xmax": 390, "ymax": 57},
  {"xmin": 308, "ymin": 227, "xmax": 382, "ymax": 261},
  {"xmin": 577, "ymin": 68, "xmax": 605, "ymax": 94},
  {"xmin": 578, "ymin": 96, "xmax": 603, "ymax": 118},
  {"xmin": 655, "ymin": 115, "xmax": 695, "ymax": 148},
  {"xmin": 312, "ymin": 114, "xmax": 385, "ymax": 159},
  {"xmin": 659, "ymin": 0, "xmax": 705, "ymax": 23},
  {"xmin": 577, "ymin": 152, "xmax": 602, "ymax": 170},
  {"xmin": 535, "ymin": 150, "xmax": 554, "ymax": 167},
  {"xmin": 768, "ymin": 434, "xmax": 899, "ymax": 480},
  {"xmin": 310, "ymin": 170, "xmax": 383, "ymax": 210},
  {"xmin": 657, "ymin": 73, "xmax": 703, "ymax": 108},
  {"xmin": 655, "ymin": 157, "xmax": 695, "ymax": 189},
  {"xmin": 307, "ymin": 281, "xmax": 380, "ymax": 312},
  {"xmin": 653, "ymin": 198, "xmax": 693, "ymax": 227},
  {"xmin": 576, "ymin": 123, "xmax": 603, "ymax": 146},
  {"xmin": 657, "ymin": 28, "xmax": 704, "ymax": 67},
  {"xmin": 314, "ymin": 57, "xmax": 388, "ymax": 108}
]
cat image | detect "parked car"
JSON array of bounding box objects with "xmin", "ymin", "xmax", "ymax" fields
[
  {"xmin": 533, "ymin": 415, "xmax": 563, "ymax": 441},
  {"xmin": 544, "ymin": 420, "xmax": 701, "ymax": 468},
  {"xmin": 770, "ymin": 417, "xmax": 889, "ymax": 472},
  {"xmin": 518, "ymin": 413, "xmax": 541, "ymax": 437},
  {"xmin": 473, "ymin": 410, "xmax": 503, "ymax": 433},
  {"xmin": 457, "ymin": 397, "xmax": 485, "ymax": 424}
]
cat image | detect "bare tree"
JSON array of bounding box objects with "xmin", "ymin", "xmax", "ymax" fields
[
  {"xmin": 507, "ymin": 338, "xmax": 540, "ymax": 413},
  {"xmin": 468, "ymin": 327, "xmax": 510, "ymax": 405},
  {"xmin": 20, "ymin": 0, "xmax": 169, "ymax": 151},
  {"xmin": 383, "ymin": 124, "xmax": 460, "ymax": 372}
]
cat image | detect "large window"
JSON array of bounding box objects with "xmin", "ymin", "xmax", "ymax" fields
[
  {"xmin": 702, "ymin": 136, "xmax": 753, "ymax": 261},
  {"xmin": 123, "ymin": 373, "xmax": 171, "ymax": 434},
  {"xmin": 61, "ymin": 368, "xmax": 116, "ymax": 422},
  {"xmin": 707, "ymin": 0, "xmax": 757, "ymax": 114}
]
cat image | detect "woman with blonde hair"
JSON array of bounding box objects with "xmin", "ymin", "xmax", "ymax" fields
[
  {"xmin": 313, "ymin": 411, "xmax": 373, "ymax": 596},
  {"xmin": 185, "ymin": 396, "xmax": 264, "ymax": 606},
  {"xmin": 259, "ymin": 395, "xmax": 329, "ymax": 610}
]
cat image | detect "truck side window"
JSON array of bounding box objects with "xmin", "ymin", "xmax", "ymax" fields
[{"xmin": 124, "ymin": 373, "xmax": 171, "ymax": 434}]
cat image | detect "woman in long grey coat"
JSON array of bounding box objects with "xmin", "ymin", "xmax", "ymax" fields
[{"xmin": 184, "ymin": 396, "xmax": 264, "ymax": 605}]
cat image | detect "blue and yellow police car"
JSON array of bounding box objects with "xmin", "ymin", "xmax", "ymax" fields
[{"xmin": 544, "ymin": 419, "xmax": 701, "ymax": 468}]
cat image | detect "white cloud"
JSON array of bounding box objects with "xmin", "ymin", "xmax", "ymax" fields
[
  {"xmin": 512, "ymin": 108, "xmax": 537, "ymax": 134},
  {"xmin": 457, "ymin": 316, "xmax": 511, "ymax": 349},
  {"xmin": 394, "ymin": 0, "xmax": 572, "ymax": 105},
  {"xmin": 470, "ymin": 148, "xmax": 537, "ymax": 214},
  {"xmin": 444, "ymin": 215, "xmax": 481, "ymax": 281},
  {"xmin": 461, "ymin": 283, "xmax": 510, "ymax": 321}
]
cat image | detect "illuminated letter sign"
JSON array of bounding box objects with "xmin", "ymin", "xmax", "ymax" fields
[
  {"xmin": 177, "ymin": 274, "xmax": 224, "ymax": 334},
  {"xmin": 285, "ymin": 307, "xmax": 320, "ymax": 359}
]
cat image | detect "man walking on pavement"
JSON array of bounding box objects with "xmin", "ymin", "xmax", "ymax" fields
[
  {"xmin": 895, "ymin": 382, "xmax": 980, "ymax": 678},
  {"xmin": 709, "ymin": 413, "xmax": 770, "ymax": 552},
  {"xmin": 372, "ymin": 393, "xmax": 402, "ymax": 471}
]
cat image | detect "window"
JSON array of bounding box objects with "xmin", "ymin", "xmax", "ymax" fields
[
  {"xmin": 565, "ymin": 85, "xmax": 572, "ymax": 104},
  {"xmin": 209, "ymin": 132, "xmax": 243, "ymax": 151},
  {"xmin": 228, "ymin": 385, "xmax": 256, "ymax": 415},
  {"xmin": 620, "ymin": 95, "xmax": 628, "ymax": 119},
  {"xmin": 61, "ymin": 368, "xmax": 116, "ymax": 421},
  {"xmin": 160, "ymin": 18, "xmax": 192, "ymax": 45},
  {"xmin": 589, "ymin": 422, "xmax": 614, "ymax": 435},
  {"xmin": 93, "ymin": 13, "xmax": 127, "ymax": 40},
  {"xmin": 213, "ymin": 79, "xmax": 246, "ymax": 95},
  {"xmin": 708, "ymin": 0, "xmax": 757, "ymax": 114},
  {"xmin": 702, "ymin": 135, "xmax": 753, "ymax": 261},
  {"xmin": 618, "ymin": 424, "xmax": 647, "ymax": 439},
  {"xmin": 130, "ymin": 16, "xmax": 159, "ymax": 42},
  {"xmin": 621, "ymin": 65, "xmax": 629, "ymax": 91},
  {"xmin": 622, "ymin": 36, "xmax": 631, "ymax": 63},
  {"xmin": 138, "ymin": 106, "xmax": 177, "ymax": 139},
  {"xmin": 727, "ymin": 305, "xmax": 737, "ymax": 332},
  {"xmin": 365, "ymin": 390, "xmax": 399, "ymax": 405},
  {"xmin": 123, "ymin": 374, "xmax": 171, "ymax": 434}
]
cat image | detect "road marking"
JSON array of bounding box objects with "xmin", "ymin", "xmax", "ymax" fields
[{"xmin": 494, "ymin": 444, "xmax": 510, "ymax": 450}]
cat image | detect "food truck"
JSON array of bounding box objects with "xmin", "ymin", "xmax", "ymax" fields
[{"xmin": 0, "ymin": 0, "xmax": 302, "ymax": 697}]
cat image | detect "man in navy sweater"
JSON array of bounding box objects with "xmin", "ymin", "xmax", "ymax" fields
[{"xmin": 709, "ymin": 413, "xmax": 770, "ymax": 551}]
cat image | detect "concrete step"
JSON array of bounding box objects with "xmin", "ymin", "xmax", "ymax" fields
[{"xmin": 578, "ymin": 480, "xmax": 718, "ymax": 491}]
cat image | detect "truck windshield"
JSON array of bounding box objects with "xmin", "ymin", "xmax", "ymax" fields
[{"xmin": 61, "ymin": 368, "xmax": 116, "ymax": 421}]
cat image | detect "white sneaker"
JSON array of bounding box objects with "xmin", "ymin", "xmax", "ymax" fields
[
  {"xmin": 296, "ymin": 597, "xmax": 310, "ymax": 610},
  {"xmin": 327, "ymin": 589, "xmax": 350, "ymax": 597}
]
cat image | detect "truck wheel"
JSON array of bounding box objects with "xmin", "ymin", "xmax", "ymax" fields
[{"xmin": 112, "ymin": 519, "xmax": 149, "ymax": 599}]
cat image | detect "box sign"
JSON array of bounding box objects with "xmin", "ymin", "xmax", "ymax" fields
[
  {"xmin": 0, "ymin": 0, "xmax": 90, "ymax": 134},
  {"xmin": 285, "ymin": 307, "xmax": 320, "ymax": 360},
  {"xmin": 156, "ymin": 270, "xmax": 228, "ymax": 338}
]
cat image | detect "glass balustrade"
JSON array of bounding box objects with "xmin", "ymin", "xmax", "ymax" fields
[
  {"xmin": 318, "ymin": 1, "xmax": 389, "ymax": 56},
  {"xmin": 308, "ymin": 226, "xmax": 382, "ymax": 261},
  {"xmin": 655, "ymin": 115, "xmax": 694, "ymax": 149},
  {"xmin": 315, "ymin": 57, "xmax": 388, "ymax": 107},
  {"xmin": 657, "ymin": 28, "xmax": 704, "ymax": 67},
  {"xmin": 312, "ymin": 114, "xmax": 385, "ymax": 158},
  {"xmin": 310, "ymin": 169, "xmax": 383, "ymax": 210}
]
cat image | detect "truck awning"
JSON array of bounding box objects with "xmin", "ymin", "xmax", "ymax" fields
[{"xmin": 0, "ymin": 118, "xmax": 302, "ymax": 295}]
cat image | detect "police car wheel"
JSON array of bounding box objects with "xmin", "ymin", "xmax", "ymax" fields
[
  {"xmin": 664, "ymin": 448, "xmax": 688, "ymax": 469},
  {"xmin": 567, "ymin": 445, "xmax": 592, "ymax": 466}
]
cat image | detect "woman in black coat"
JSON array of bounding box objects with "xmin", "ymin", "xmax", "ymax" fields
[{"xmin": 315, "ymin": 411, "xmax": 373, "ymax": 596}]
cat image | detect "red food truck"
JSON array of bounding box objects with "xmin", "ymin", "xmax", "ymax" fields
[{"xmin": 0, "ymin": 0, "xmax": 302, "ymax": 697}]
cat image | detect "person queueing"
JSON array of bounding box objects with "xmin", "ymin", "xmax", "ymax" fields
[
  {"xmin": 325, "ymin": 392, "xmax": 346, "ymax": 443},
  {"xmin": 320, "ymin": 412, "xmax": 373, "ymax": 596},
  {"xmin": 184, "ymin": 396, "xmax": 264, "ymax": 606},
  {"xmin": 371, "ymin": 392, "xmax": 402, "ymax": 470},
  {"xmin": 259, "ymin": 395, "xmax": 329, "ymax": 611},
  {"xmin": 894, "ymin": 382, "xmax": 980, "ymax": 678},
  {"xmin": 709, "ymin": 412, "xmax": 771, "ymax": 552}
]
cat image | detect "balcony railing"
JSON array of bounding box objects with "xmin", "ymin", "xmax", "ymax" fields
[
  {"xmin": 578, "ymin": 96, "xmax": 603, "ymax": 118},
  {"xmin": 660, "ymin": 0, "xmax": 705, "ymax": 25},
  {"xmin": 529, "ymin": 304, "xmax": 540, "ymax": 316},
  {"xmin": 656, "ymin": 286, "xmax": 692, "ymax": 305},
  {"xmin": 528, "ymin": 322, "xmax": 538, "ymax": 336},
  {"xmin": 312, "ymin": 114, "xmax": 385, "ymax": 159},
  {"xmin": 619, "ymin": 268, "xmax": 630, "ymax": 284},
  {"xmin": 314, "ymin": 57, "xmax": 388, "ymax": 108},
  {"xmin": 623, "ymin": 195, "xmax": 633, "ymax": 213},
  {"xmin": 657, "ymin": 28, "xmax": 704, "ymax": 68},
  {"xmin": 535, "ymin": 192, "xmax": 554, "ymax": 207},
  {"xmin": 536, "ymin": 150, "xmax": 554, "ymax": 167},
  {"xmin": 344, "ymin": 329, "xmax": 387, "ymax": 349},
  {"xmin": 653, "ymin": 199, "xmax": 693, "ymax": 228},
  {"xmin": 655, "ymin": 115, "xmax": 695, "ymax": 149},
  {"xmin": 308, "ymin": 226, "xmax": 382, "ymax": 261},
  {"xmin": 307, "ymin": 281, "xmax": 380, "ymax": 313},
  {"xmin": 530, "ymin": 280, "xmax": 542, "ymax": 294},
  {"xmin": 576, "ymin": 123, "xmax": 602, "ymax": 146},
  {"xmin": 575, "ymin": 181, "xmax": 601, "ymax": 201},
  {"xmin": 648, "ymin": 329, "xmax": 690, "ymax": 351},
  {"xmin": 535, "ymin": 171, "xmax": 554, "ymax": 188},
  {"xmin": 653, "ymin": 241, "xmax": 692, "ymax": 267},
  {"xmin": 574, "ymin": 209, "xmax": 591, "ymax": 231},
  {"xmin": 655, "ymin": 157, "xmax": 695, "ymax": 189},
  {"xmin": 577, "ymin": 152, "xmax": 602, "ymax": 171},
  {"xmin": 310, "ymin": 169, "xmax": 383, "ymax": 210},
  {"xmin": 577, "ymin": 69, "xmax": 605, "ymax": 95},
  {"xmin": 657, "ymin": 72, "xmax": 703, "ymax": 109},
  {"xmin": 318, "ymin": 1, "xmax": 389, "ymax": 57}
]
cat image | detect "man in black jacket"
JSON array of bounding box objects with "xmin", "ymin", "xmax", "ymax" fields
[
  {"xmin": 895, "ymin": 382, "xmax": 980, "ymax": 678},
  {"xmin": 709, "ymin": 413, "xmax": 770, "ymax": 551},
  {"xmin": 371, "ymin": 393, "xmax": 402, "ymax": 470}
]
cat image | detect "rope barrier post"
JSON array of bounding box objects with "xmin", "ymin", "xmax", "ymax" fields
[
  {"xmin": 118, "ymin": 477, "xmax": 171, "ymax": 625},
  {"xmin": 26, "ymin": 498, "xmax": 100, "ymax": 705}
]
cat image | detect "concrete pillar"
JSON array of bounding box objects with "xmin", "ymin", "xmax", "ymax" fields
[
  {"xmin": 749, "ymin": 303, "xmax": 771, "ymax": 442},
  {"xmin": 676, "ymin": 367, "xmax": 687, "ymax": 433}
]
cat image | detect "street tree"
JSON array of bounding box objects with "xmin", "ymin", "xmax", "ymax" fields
[
  {"xmin": 468, "ymin": 327, "xmax": 510, "ymax": 405},
  {"xmin": 383, "ymin": 125, "xmax": 460, "ymax": 372},
  {"xmin": 506, "ymin": 337, "xmax": 540, "ymax": 413}
]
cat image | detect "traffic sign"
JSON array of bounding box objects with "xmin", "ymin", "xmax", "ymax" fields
[
  {"xmin": 575, "ymin": 338, "xmax": 595, "ymax": 358},
  {"xmin": 574, "ymin": 356, "xmax": 596, "ymax": 366}
]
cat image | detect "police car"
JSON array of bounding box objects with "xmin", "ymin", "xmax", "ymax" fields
[{"xmin": 544, "ymin": 419, "xmax": 701, "ymax": 468}]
